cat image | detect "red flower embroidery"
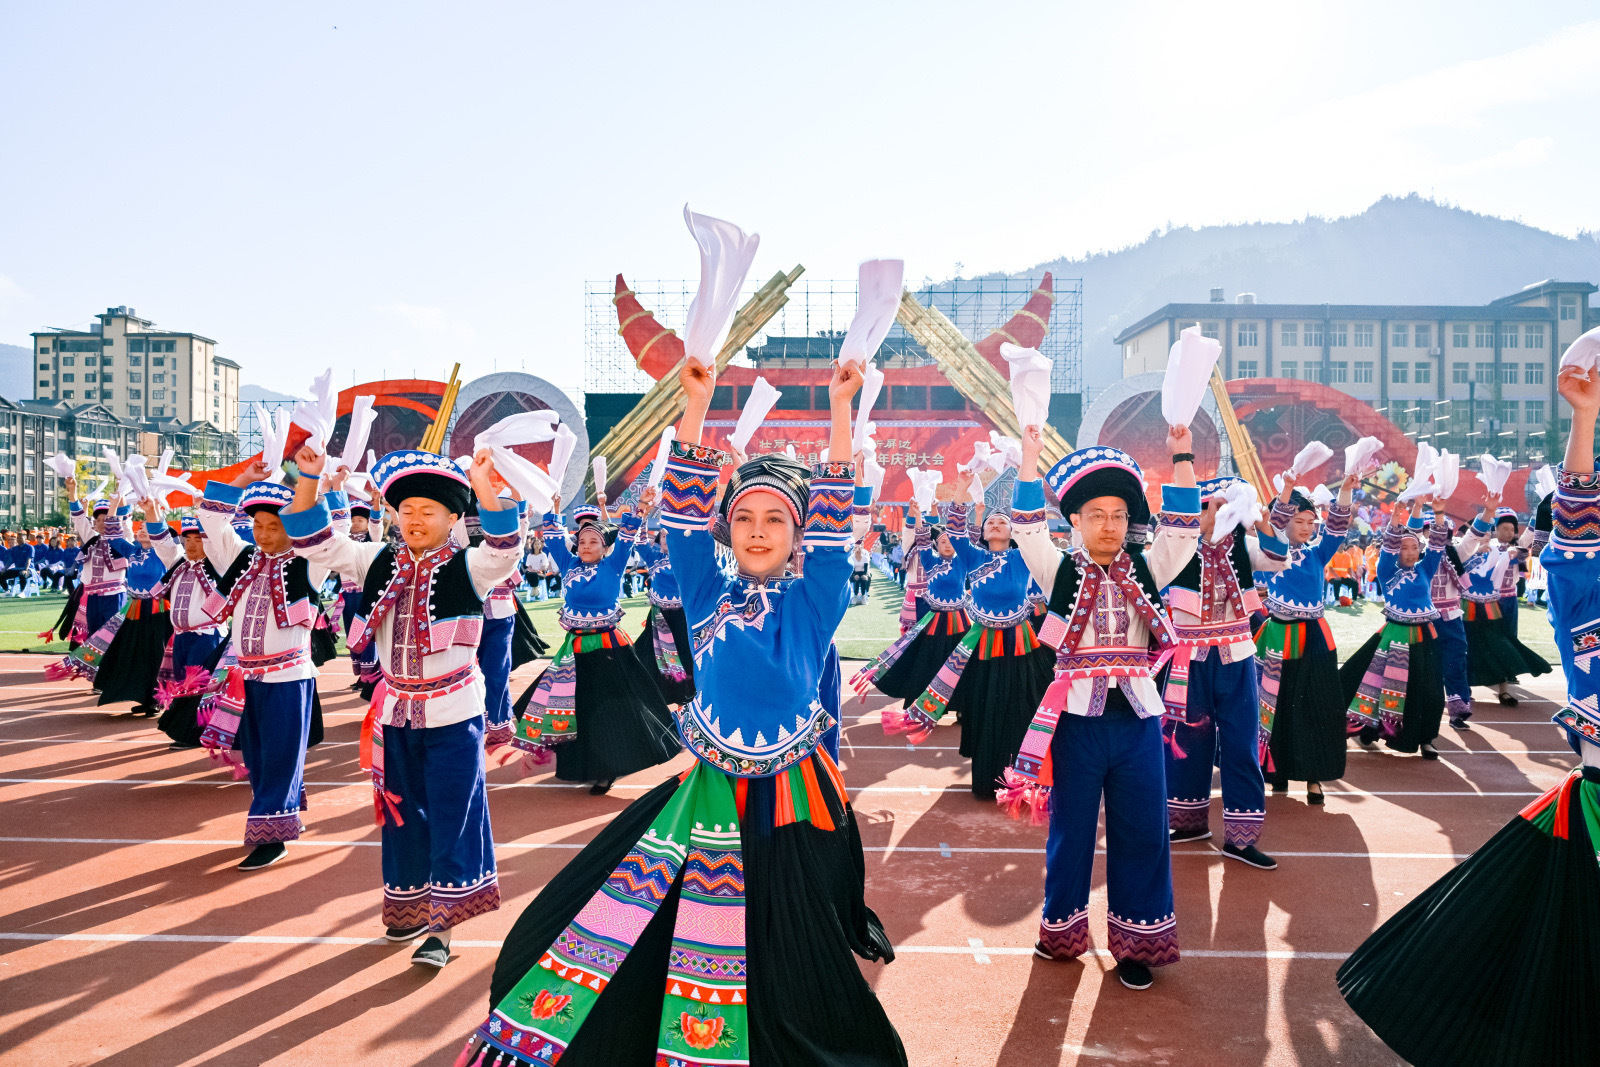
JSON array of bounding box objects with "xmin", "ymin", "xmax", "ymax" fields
[
  {"xmin": 529, "ymin": 989, "xmax": 571, "ymax": 1020},
  {"xmin": 679, "ymin": 1012, "xmax": 725, "ymax": 1050}
]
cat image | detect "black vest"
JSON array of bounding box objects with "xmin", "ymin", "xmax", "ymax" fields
[
  {"xmin": 1045, "ymin": 549, "xmax": 1166, "ymax": 623},
  {"xmin": 356, "ymin": 543, "xmax": 484, "ymax": 621},
  {"xmin": 162, "ymin": 554, "xmax": 222, "ymax": 586},
  {"xmin": 217, "ymin": 546, "xmax": 316, "ymax": 605},
  {"xmin": 1167, "ymin": 530, "xmax": 1255, "ymax": 593}
]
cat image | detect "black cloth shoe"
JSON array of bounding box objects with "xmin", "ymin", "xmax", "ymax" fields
[
  {"xmin": 385, "ymin": 924, "xmax": 427, "ymax": 943},
  {"xmin": 1116, "ymin": 959, "xmax": 1153, "ymax": 990},
  {"xmin": 1306, "ymin": 784, "xmax": 1325, "ymax": 806},
  {"xmin": 411, "ymin": 936, "xmax": 450, "ymax": 968},
  {"xmin": 1169, "ymin": 827, "xmax": 1212, "ymax": 843},
  {"xmin": 237, "ymin": 843, "xmax": 287, "ymax": 871},
  {"xmin": 1420, "ymin": 743, "xmax": 1440, "ymax": 760},
  {"xmin": 589, "ymin": 779, "xmax": 615, "ymax": 796},
  {"xmin": 167, "ymin": 741, "xmax": 201, "ymax": 751},
  {"xmin": 1497, "ymin": 693, "xmax": 1519, "ymax": 707},
  {"xmin": 1449, "ymin": 717, "xmax": 1472, "ymax": 730},
  {"xmin": 1220, "ymin": 842, "xmax": 1278, "ymax": 869}
]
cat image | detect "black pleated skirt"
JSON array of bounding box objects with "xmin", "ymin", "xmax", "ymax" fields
[
  {"xmin": 1339, "ymin": 625, "xmax": 1444, "ymax": 753},
  {"xmin": 513, "ymin": 598, "xmax": 549, "ymax": 665},
  {"xmin": 512, "ymin": 641, "xmax": 681, "ymax": 783},
  {"xmin": 1465, "ymin": 613, "xmax": 1552, "ymax": 688},
  {"xmin": 950, "ymin": 633, "xmax": 1056, "ymax": 799},
  {"xmin": 95, "ymin": 601, "xmax": 172, "ymax": 707},
  {"xmin": 485, "ymin": 765, "xmax": 907, "ymax": 1066},
  {"xmin": 1338, "ymin": 773, "xmax": 1600, "ymax": 1066},
  {"xmin": 157, "ymin": 633, "xmax": 231, "ymax": 747},
  {"xmin": 1263, "ymin": 621, "xmax": 1347, "ymax": 783},
  {"xmin": 873, "ymin": 611, "xmax": 969, "ymax": 708},
  {"xmin": 632, "ymin": 604, "xmax": 696, "ymax": 706}
]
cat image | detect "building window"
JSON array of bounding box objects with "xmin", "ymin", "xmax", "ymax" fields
[
  {"xmin": 1453, "ymin": 324, "xmax": 1470, "ymax": 348},
  {"xmin": 153, "ymin": 357, "xmax": 165, "ymax": 367},
  {"xmin": 62, "ymin": 374, "xmax": 73, "ymax": 383},
  {"xmin": 1500, "ymin": 400, "xmax": 1518, "ymax": 424},
  {"xmin": 1500, "ymin": 363, "xmax": 1518, "ymax": 385},
  {"xmin": 1201, "ymin": 322, "xmax": 1219, "ymax": 340},
  {"xmin": 152, "ymin": 373, "xmax": 164, "ymax": 383},
  {"xmin": 1526, "ymin": 399, "xmax": 1545, "ymax": 425},
  {"xmin": 62, "ymin": 356, "xmax": 74, "ymax": 367},
  {"xmin": 1475, "ymin": 362, "xmax": 1494, "ymax": 383},
  {"xmin": 1474, "ymin": 324, "xmax": 1494, "ymax": 348},
  {"xmin": 127, "ymin": 405, "xmax": 141, "ymax": 416},
  {"xmin": 129, "ymin": 389, "xmax": 142, "ymax": 400},
  {"xmin": 1281, "ymin": 324, "xmax": 1297, "ymax": 346},
  {"xmin": 130, "ymin": 355, "xmax": 143, "ymax": 366},
  {"xmin": 101, "ymin": 355, "xmax": 113, "ymax": 366},
  {"xmin": 102, "ymin": 389, "xmax": 113, "ymax": 399},
  {"xmin": 128, "ymin": 338, "xmax": 147, "ymax": 353},
  {"xmin": 1329, "ymin": 360, "xmax": 1348, "ymax": 383},
  {"xmin": 1415, "ymin": 361, "xmax": 1431, "ymax": 384},
  {"xmin": 84, "ymin": 372, "xmax": 96, "ymax": 382},
  {"xmin": 1392, "ymin": 362, "xmax": 1408, "ymax": 384},
  {"xmin": 38, "ymin": 380, "xmax": 49, "ymax": 390},
  {"xmin": 39, "ymin": 344, "xmax": 50, "ymax": 354},
  {"xmin": 153, "ymin": 389, "xmax": 165, "ymax": 399},
  {"xmin": 1234, "ymin": 360, "xmax": 1258, "ymax": 379},
  {"xmin": 1526, "ymin": 362, "xmax": 1544, "ymax": 385},
  {"xmin": 1452, "ymin": 362, "xmax": 1469, "ymax": 383},
  {"xmin": 1237, "ymin": 323, "xmax": 1258, "ymax": 346},
  {"xmin": 129, "ymin": 372, "xmax": 142, "ymax": 383},
  {"xmin": 1415, "ymin": 325, "xmax": 1432, "ymax": 350},
  {"xmin": 1391, "ymin": 325, "xmax": 1409, "ymax": 348},
  {"xmin": 1353, "ymin": 361, "xmax": 1373, "ymax": 383},
  {"xmin": 1501, "ymin": 325, "xmax": 1519, "ymax": 349},
  {"xmin": 1560, "ymin": 295, "xmax": 1578, "ymax": 321},
  {"xmin": 62, "ymin": 390, "xmax": 73, "ymax": 399},
  {"xmin": 152, "ymin": 407, "xmax": 164, "ymax": 416},
  {"xmin": 1280, "ymin": 360, "xmax": 1298, "ymax": 379},
  {"xmin": 1525, "ymin": 325, "xmax": 1545, "ymax": 349},
  {"xmin": 1304, "ymin": 322, "xmax": 1324, "ymax": 347},
  {"xmin": 85, "ymin": 390, "xmax": 96, "ymax": 399},
  {"xmin": 1354, "ymin": 323, "xmax": 1374, "ymax": 347}
]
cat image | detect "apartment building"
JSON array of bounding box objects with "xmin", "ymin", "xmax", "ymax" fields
[
  {"xmin": 32, "ymin": 306, "xmax": 240, "ymax": 434},
  {"xmin": 1114, "ymin": 280, "xmax": 1597, "ymax": 462}
]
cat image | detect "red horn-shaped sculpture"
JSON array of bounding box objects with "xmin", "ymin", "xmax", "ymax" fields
[
  {"xmin": 614, "ymin": 274, "xmax": 686, "ymax": 380},
  {"xmin": 973, "ymin": 271, "xmax": 1055, "ymax": 375}
]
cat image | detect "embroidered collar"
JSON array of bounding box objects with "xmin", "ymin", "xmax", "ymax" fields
[
  {"xmin": 364, "ymin": 541, "xmax": 461, "ymax": 650},
  {"xmin": 215, "ymin": 549, "xmax": 297, "ymax": 629}
]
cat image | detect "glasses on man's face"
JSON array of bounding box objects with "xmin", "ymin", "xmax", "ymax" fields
[{"xmin": 1080, "ymin": 511, "xmax": 1129, "ymax": 528}]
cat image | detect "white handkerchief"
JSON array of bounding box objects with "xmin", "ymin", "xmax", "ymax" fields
[
  {"xmin": 1477, "ymin": 454, "xmax": 1513, "ymax": 496},
  {"xmin": 1000, "ymin": 343, "xmax": 1053, "ymax": 429},
  {"xmin": 1397, "ymin": 475, "xmax": 1435, "ymax": 503},
  {"xmin": 906, "ymin": 467, "xmax": 943, "ymax": 512},
  {"xmin": 1311, "ymin": 485, "xmax": 1335, "ymax": 508},
  {"xmin": 592, "ymin": 456, "xmax": 607, "ymax": 495},
  {"xmin": 1289, "ymin": 441, "xmax": 1335, "ymax": 478},
  {"xmin": 548, "ymin": 424, "xmax": 578, "ymax": 488},
  {"xmin": 961, "ymin": 442, "xmax": 993, "ymax": 473},
  {"xmin": 1434, "ymin": 450, "xmax": 1461, "ymax": 500},
  {"xmin": 1161, "ymin": 325, "xmax": 1222, "ymax": 427},
  {"xmin": 1533, "ymin": 465, "xmax": 1558, "ymax": 500},
  {"xmin": 681, "ymin": 205, "xmax": 760, "ymax": 369},
  {"xmin": 851, "ymin": 365, "xmax": 885, "ymax": 455},
  {"xmin": 291, "ymin": 369, "xmax": 338, "ymax": 454},
  {"xmin": 730, "ymin": 377, "xmax": 781, "ymax": 453},
  {"xmin": 1209, "ymin": 479, "xmax": 1261, "ymax": 543},
  {"xmin": 989, "ymin": 432, "xmax": 1022, "ymax": 472},
  {"xmin": 1560, "ymin": 323, "xmax": 1600, "ymax": 377},
  {"xmin": 474, "ymin": 410, "xmax": 560, "ymax": 453},
  {"xmin": 967, "ymin": 471, "xmax": 986, "ymax": 506},
  {"xmin": 338, "ymin": 395, "xmax": 377, "ymax": 476},
  {"xmin": 784, "ymin": 444, "xmax": 797, "ymax": 460},
  {"xmin": 490, "ymin": 446, "xmax": 557, "ymax": 515},
  {"xmin": 1344, "ymin": 436, "xmax": 1384, "ymax": 478},
  {"xmin": 47, "ymin": 453, "xmax": 75, "ymax": 481},
  {"xmin": 838, "ymin": 259, "xmax": 904, "ymax": 370},
  {"xmin": 648, "ymin": 424, "xmax": 675, "ymax": 490},
  {"xmin": 862, "ymin": 452, "xmax": 886, "ymax": 500}
]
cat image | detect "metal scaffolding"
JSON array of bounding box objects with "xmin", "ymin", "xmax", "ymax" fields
[{"xmin": 584, "ymin": 275, "xmax": 1082, "ymax": 395}]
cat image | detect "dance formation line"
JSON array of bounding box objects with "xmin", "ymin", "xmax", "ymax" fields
[{"xmin": 27, "ymin": 235, "xmax": 1600, "ymax": 1065}]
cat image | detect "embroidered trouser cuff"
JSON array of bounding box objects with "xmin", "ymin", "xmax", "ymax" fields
[{"xmin": 1223, "ymin": 808, "xmax": 1265, "ymax": 848}]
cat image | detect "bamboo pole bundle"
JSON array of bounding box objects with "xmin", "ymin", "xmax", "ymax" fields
[
  {"xmin": 420, "ymin": 363, "xmax": 461, "ymax": 454},
  {"xmin": 893, "ymin": 292, "xmax": 1073, "ymax": 468},
  {"xmin": 582, "ymin": 264, "xmax": 806, "ymax": 499},
  {"xmin": 1208, "ymin": 366, "xmax": 1269, "ymax": 497}
]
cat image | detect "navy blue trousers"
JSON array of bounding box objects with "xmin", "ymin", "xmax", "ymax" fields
[
  {"xmin": 1435, "ymin": 616, "xmax": 1471, "ymax": 721},
  {"xmin": 171, "ymin": 629, "xmax": 225, "ymax": 674},
  {"xmin": 86, "ymin": 591, "xmax": 125, "ymax": 638},
  {"xmin": 238, "ymin": 678, "xmax": 314, "ymax": 844},
  {"xmin": 1040, "ymin": 699, "xmax": 1178, "ymax": 966},
  {"xmin": 1166, "ymin": 651, "xmax": 1267, "ymax": 848},
  {"xmin": 380, "ymin": 716, "xmax": 499, "ymax": 932},
  {"xmin": 478, "ymin": 615, "xmax": 514, "ymax": 733}
]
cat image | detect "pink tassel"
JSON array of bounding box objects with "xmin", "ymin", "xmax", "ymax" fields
[
  {"xmin": 451, "ymin": 1038, "xmax": 481, "ymax": 1067},
  {"xmin": 35, "ymin": 628, "xmax": 55, "ymax": 643},
  {"xmin": 881, "ymin": 707, "xmax": 935, "ymax": 744},
  {"xmin": 44, "ymin": 659, "xmax": 84, "ymax": 682}
]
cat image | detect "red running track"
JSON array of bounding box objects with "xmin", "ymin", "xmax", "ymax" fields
[{"xmin": 0, "ymin": 653, "xmax": 1576, "ymax": 1066}]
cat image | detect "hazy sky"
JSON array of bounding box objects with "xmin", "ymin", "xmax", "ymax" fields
[{"xmin": 5, "ymin": 1, "xmax": 1600, "ymax": 396}]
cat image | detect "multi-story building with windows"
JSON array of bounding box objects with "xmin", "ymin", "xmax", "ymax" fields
[
  {"xmin": 1114, "ymin": 280, "xmax": 1598, "ymax": 463},
  {"xmin": 31, "ymin": 306, "xmax": 240, "ymax": 434}
]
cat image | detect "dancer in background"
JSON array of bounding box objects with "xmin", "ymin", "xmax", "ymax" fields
[
  {"xmin": 1340, "ymin": 498, "xmax": 1451, "ymax": 759},
  {"xmin": 63, "ymin": 483, "xmax": 131, "ymax": 654},
  {"xmin": 508, "ymin": 494, "xmax": 679, "ymax": 795},
  {"xmin": 1005, "ymin": 424, "xmax": 1199, "ymax": 991},
  {"xmin": 1457, "ymin": 494, "xmax": 1551, "ymax": 705},
  {"xmin": 329, "ymin": 485, "xmax": 383, "ymax": 699},
  {"xmin": 1426, "ymin": 509, "xmax": 1473, "ymax": 729},
  {"xmin": 623, "ymin": 491, "xmax": 696, "ymax": 707},
  {"xmin": 285, "ymin": 446, "xmax": 519, "ymax": 968},
  {"xmin": 885, "ymin": 467, "xmax": 1057, "ymax": 800},
  {"xmin": 93, "ymin": 501, "xmax": 175, "ymax": 717},
  {"xmin": 455, "ymin": 356, "xmax": 906, "ymax": 1067},
  {"xmin": 851, "ymin": 496, "xmax": 970, "ymax": 714},
  {"xmin": 151, "ymin": 516, "xmax": 228, "ymax": 750},
  {"xmin": 197, "ymin": 459, "xmax": 331, "ymax": 871},
  {"xmin": 1163, "ymin": 477, "xmax": 1288, "ymax": 869},
  {"xmin": 1259, "ymin": 472, "xmax": 1355, "ymax": 805},
  {"xmin": 1337, "ymin": 360, "xmax": 1600, "ymax": 1067}
]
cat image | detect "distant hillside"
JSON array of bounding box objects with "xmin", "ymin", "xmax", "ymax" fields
[
  {"xmin": 947, "ymin": 195, "xmax": 1600, "ymax": 400},
  {"xmin": 0, "ymin": 343, "xmax": 34, "ymax": 401},
  {"xmin": 239, "ymin": 383, "xmax": 304, "ymax": 403}
]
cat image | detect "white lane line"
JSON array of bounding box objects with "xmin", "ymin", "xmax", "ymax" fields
[
  {"xmin": 0, "ymin": 836, "xmax": 1475, "ymax": 860},
  {"xmin": 0, "ymin": 776, "xmax": 1556, "ymax": 798},
  {"xmin": 0, "ymin": 931, "xmax": 1352, "ymax": 959}
]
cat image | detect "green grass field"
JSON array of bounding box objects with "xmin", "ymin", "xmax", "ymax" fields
[{"xmin": 0, "ymin": 582, "xmax": 1562, "ymax": 669}]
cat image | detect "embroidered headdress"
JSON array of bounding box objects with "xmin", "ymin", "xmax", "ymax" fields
[
  {"xmin": 240, "ymin": 481, "xmax": 294, "ymax": 516},
  {"xmin": 1046, "ymin": 446, "xmax": 1150, "ymax": 526},
  {"xmin": 372, "ymin": 449, "xmax": 471, "ymax": 516}
]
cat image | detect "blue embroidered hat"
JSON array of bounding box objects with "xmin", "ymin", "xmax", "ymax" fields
[
  {"xmin": 1495, "ymin": 506, "xmax": 1519, "ymax": 528},
  {"xmin": 90, "ymin": 498, "xmax": 111, "ymax": 515},
  {"xmin": 571, "ymin": 504, "xmax": 601, "ymax": 523},
  {"xmin": 180, "ymin": 516, "xmax": 204, "ymax": 536},
  {"xmin": 348, "ymin": 498, "xmax": 372, "ymax": 518},
  {"xmin": 372, "ymin": 449, "xmax": 471, "ymax": 516},
  {"xmin": 1197, "ymin": 475, "xmax": 1243, "ymax": 500},
  {"xmin": 240, "ymin": 481, "xmax": 294, "ymax": 515},
  {"xmin": 1421, "ymin": 506, "xmax": 1436, "ymax": 526},
  {"xmin": 1046, "ymin": 446, "xmax": 1150, "ymax": 525}
]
